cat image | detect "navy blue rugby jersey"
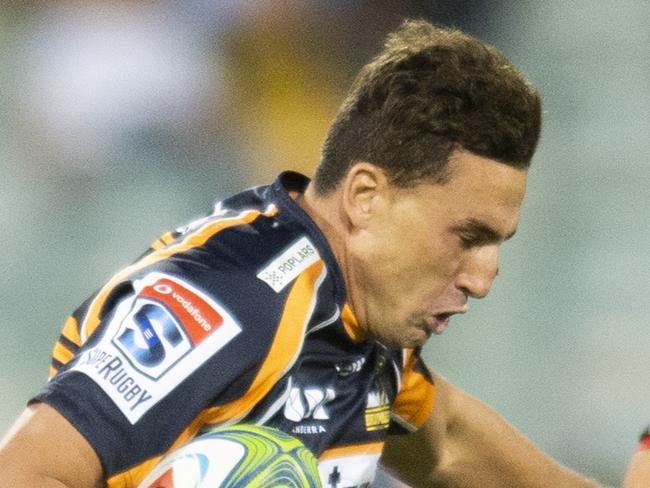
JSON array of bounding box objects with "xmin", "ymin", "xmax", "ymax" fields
[{"xmin": 33, "ymin": 172, "xmax": 435, "ymax": 488}]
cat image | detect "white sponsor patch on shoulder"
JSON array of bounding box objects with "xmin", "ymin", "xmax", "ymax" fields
[
  {"xmin": 71, "ymin": 272, "xmax": 242, "ymax": 424},
  {"xmin": 256, "ymin": 236, "xmax": 320, "ymax": 293}
]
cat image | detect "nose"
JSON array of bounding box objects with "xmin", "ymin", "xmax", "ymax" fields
[{"xmin": 455, "ymin": 245, "xmax": 499, "ymax": 299}]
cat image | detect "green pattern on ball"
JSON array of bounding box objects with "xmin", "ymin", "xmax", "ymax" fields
[{"xmin": 205, "ymin": 424, "xmax": 321, "ymax": 488}]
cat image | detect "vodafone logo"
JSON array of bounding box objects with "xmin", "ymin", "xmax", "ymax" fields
[
  {"xmin": 170, "ymin": 291, "xmax": 213, "ymax": 332},
  {"xmin": 149, "ymin": 281, "xmax": 215, "ymax": 332},
  {"xmin": 140, "ymin": 277, "xmax": 224, "ymax": 346},
  {"xmin": 153, "ymin": 283, "xmax": 173, "ymax": 295}
]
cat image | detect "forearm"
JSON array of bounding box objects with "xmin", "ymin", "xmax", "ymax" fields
[
  {"xmin": 428, "ymin": 461, "xmax": 595, "ymax": 488},
  {"xmin": 624, "ymin": 450, "xmax": 650, "ymax": 487},
  {"xmin": 430, "ymin": 426, "xmax": 599, "ymax": 488},
  {"xmin": 0, "ymin": 469, "xmax": 78, "ymax": 488},
  {"xmin": 0, "ymin": 436, "xmax": 86, "ymax": 488},
  {"xmin": 382, "ymin": 374, "xmax": 599, "ymax": 488},
  {"xmin": 430, "ymin": 383, "xmax": 599, "ymax": 488},
  {"xmin": 0, "ymin": 404, "xmax": 103, "ymax": 488}
]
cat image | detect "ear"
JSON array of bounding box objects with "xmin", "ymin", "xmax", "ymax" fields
[{"xmin": 341, "ymin": 162, "xmax": 390, "ymax": 230}]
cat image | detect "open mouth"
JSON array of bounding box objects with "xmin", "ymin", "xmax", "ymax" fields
[{"xmin": 427, "ymin": 313, "xmax": 451, "ymax": 336}]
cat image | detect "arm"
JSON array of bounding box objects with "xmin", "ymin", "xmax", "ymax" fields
[
  {"xmin": 380, "ymin": 372, "xmax": 599, "ymax": 488},
  {"xmin": 624, "ymin": 451, "xmax": 650, "ymax": 488},
  {"xmin": 623, "ymin": 428, "xmax": 650, "ymax": 488},
  {"xmin": 0, "ymin": 402, "xmax": 103, "ymax": 488}
]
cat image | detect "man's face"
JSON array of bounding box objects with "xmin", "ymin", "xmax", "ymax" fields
[{"xmin": 347, "ymin": 150, "xmax": 528, "ymax": 348}]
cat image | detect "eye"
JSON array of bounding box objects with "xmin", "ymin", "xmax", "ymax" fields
[{"xmin": 458, "ymin": 233, "xmax": 479, "ymax": 249}]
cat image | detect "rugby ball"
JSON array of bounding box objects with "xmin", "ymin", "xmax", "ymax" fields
[{"xmin": 137, "ymin": 424, "xmax": 322, "ymax": 488}]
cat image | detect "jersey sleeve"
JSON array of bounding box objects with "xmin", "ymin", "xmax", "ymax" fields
[
  {"xmin": 31, "ymin": 249, "xmax": 294, "ymax": 479},
  {"xmin": 389, "ymin": 348, "xmax": 435, "ymax": 433}
]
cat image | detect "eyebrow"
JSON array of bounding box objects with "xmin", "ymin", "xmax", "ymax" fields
[{"xmin": 453, "ymin": 218, "xmax": 517, "ymax": 243}]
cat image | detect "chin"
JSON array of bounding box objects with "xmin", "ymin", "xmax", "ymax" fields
[
  {"xmin": 375, "ymin": 335, "xmax": 407, "ymax": 349},
  {"xmin": 391, "ymin": 334, "xmax": 427, "ymax": 349},
  {"xmin": 371, "ymin": 324, "xmax": 426, "ymax": 349}
]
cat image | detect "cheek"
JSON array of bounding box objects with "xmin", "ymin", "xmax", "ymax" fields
[
  {"xmin": 415, "ymin": 239, "xmax": 462, "ymax": 281},
  {"xmin": 406, "ymin": 246, "xmax": 465, "ymax": 308},
  {"xmin": 352, "ymin": 226, "xmax": 462, "ymax": 304}
]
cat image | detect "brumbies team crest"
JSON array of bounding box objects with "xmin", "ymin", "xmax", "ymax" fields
[{"xmin": 71, "ymin": 272, "xmax": 242, "ymax": 423}]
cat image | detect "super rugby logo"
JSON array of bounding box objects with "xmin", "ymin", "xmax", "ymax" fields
[
  {"xmin": 72, "ymin": 272, "xmax": 242, "ymax": 424},
  {"xmin": 114, "ymin": 276, "xmax": 226, "ymax": 379}
]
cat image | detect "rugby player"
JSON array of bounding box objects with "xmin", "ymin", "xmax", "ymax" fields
[{"xmin": 0, "ymin": 20, "xmax": 600, "ymax": 487}]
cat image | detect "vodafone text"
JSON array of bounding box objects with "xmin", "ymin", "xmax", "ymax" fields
[{"xmin": 169, "ymin": 291, "xmax": 214, "ymax": 332}]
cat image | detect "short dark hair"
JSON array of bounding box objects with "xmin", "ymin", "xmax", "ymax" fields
[{"xmin": 313, "ymin": 20, "xmax": 542, "ymax": 193}]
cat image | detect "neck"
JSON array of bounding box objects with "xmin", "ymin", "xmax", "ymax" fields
[
  {"xmin": 296, "ymin": 183, "xmax": 346, "ymax": 265},
  {"xmin": 296, "ymin": 183, "xmax": 357, "ymax": 312}
]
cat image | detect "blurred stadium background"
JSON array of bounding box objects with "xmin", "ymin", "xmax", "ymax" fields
[{"xmin": 1, "ymin": 1, "xmax": 648, "ymax": 486}]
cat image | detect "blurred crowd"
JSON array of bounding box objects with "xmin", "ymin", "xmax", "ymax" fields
[{"xmin": 3, "ymin": 1, "xmax": 475, "ymax": 181}]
